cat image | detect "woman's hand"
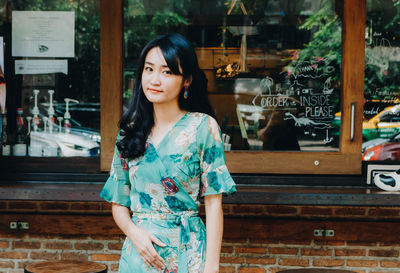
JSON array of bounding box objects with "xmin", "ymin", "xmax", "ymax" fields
[
  {"xmin": 128, "ymin": 225, "xmax": 166, "ymax": 269},
  {"xmin": 111, "ymin": 204, "xmax": 166, "ymax": 270}
]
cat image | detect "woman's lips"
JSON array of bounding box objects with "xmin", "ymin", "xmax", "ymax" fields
[{"xmin": 148, "ymin": 88, "xmax": 162, "ymax": 94}]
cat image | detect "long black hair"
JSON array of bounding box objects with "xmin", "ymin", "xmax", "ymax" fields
[{"xmin": 117, "ymin": 33, "xmax": 215, "ymax": 159}]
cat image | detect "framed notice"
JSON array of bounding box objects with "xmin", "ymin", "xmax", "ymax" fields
[{"xmin": 12, "ymin": 11, "xmax": 75, "ymax": 57}]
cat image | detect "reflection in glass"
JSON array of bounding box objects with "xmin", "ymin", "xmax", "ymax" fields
[
  {"xmin": 0, "ymin": 0, "xmax": 100, "ymax": 157},
  {"xmin": 123, "ymin": 0, "xmax": 342, "ymax": 152},
  {"xmin": 362, "ymin": 0, "xmax": 400, "ymax": 161}
]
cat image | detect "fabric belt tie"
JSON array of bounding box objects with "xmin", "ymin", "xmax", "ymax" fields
[{"xmin": 131, "ymin": 211, "xmax": 199, "ymax": 272}]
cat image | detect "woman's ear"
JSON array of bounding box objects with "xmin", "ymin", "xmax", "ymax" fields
[{"xmin": 183, "ymin": 75, "xmax": 193, "ymax": 89}]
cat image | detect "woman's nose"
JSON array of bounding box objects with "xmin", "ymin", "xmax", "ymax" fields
[{"xmin": 150, "ymin": 71, "xmax": 161, "ymax": 85}]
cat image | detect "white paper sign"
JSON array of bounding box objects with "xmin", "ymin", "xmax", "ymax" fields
[
  {"xmin": 12, "ymin": 11, "xmax": 75, "ymax": 57},
  {"xmin": 15, "ymin": 59, "xmax": 68, "ymax": 75}
]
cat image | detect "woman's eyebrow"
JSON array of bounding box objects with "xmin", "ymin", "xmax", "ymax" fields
[{"xmin": 145, "ymin": 61, "xmax": 169, "ymax": 68}]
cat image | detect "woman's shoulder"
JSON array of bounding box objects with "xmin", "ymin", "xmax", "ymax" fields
[{"xmin": 187, "ymin": 112, "xmax": 217, "ymax": 125}]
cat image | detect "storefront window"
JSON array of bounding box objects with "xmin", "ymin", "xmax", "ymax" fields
[
  {"xmin": 123, "ymin": 0, "xmax": 342, "ymax": 152},
  {"xmin": 362, "ymin": 0, "xmax": 400, "ymax": 161},
  {"xmin": 0, "ymin": 0, "xmax": 100, "ymax": 158}
]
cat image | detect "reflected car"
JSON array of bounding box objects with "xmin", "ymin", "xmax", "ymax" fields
[
  {"xmin": 30, "ymin": 129, "xmax": 100, "ymax": 157},
  {"xmin": 363, "ymin": 133, "xmax": 400, "ymax": 161},
  {"xmin": 28, "ymin": 103, "xmax": 101, "ymax": 157},
  {"xmin": 330, "ymin": 104, "xmax": 400, "ymax": 144}
]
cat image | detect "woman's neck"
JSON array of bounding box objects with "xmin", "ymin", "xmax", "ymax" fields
[{"xmin": 153, "ymin": 103, "xmax": 186, "ymax": 127}]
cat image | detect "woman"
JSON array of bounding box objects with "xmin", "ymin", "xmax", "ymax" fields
[{"xmin": 100, "ymin": 33, "xmax": 236, "ymax": 273}]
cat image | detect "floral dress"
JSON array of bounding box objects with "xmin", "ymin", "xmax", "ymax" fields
[{"xmin": 100, "ymin": 112, "xmax": 236, "ymax": 273}]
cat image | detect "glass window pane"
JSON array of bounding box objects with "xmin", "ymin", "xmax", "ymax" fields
[
  {"xmin": 123, "ymin": 0, "xmax": 342, "ymax": 152},
  {"xmin": 0, "ymin": 0, "xmax": 100, "ymax": 158},
  {"xmin": 362, "ymin": 0, "xmax": 400, "ymax": 161}
]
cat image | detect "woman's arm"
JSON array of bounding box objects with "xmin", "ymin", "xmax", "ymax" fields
[
  {"xmin": 111, "ymin": 203, "xmax": 166, "ymax": 269},
  {"xmin": 203, "ymin": 194, "xmax": 223, "ymax": 273}
]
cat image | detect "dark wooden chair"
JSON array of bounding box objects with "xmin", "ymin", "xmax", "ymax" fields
[
  {"xmin": 24, "ymin": 260, "xmax": 107, "ymax": 273},
  {"xmin": 278, "ymin": 269, "xmax": 356, "ymax": 273}
]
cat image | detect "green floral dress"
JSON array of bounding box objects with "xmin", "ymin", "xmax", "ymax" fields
[{"xmin": 100, "ymin": 112, "xmax": 236, "ymax": 273}]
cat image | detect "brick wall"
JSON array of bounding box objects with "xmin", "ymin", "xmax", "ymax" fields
[{"xmin": 2, "ymin": 201, "xmax": 400, "ymax": 273}]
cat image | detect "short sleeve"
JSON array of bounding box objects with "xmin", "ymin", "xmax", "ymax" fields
[
  {"xmin": 197, "ymin": 115, "xmax": 236, "ymax": 197},
  {"xmin": 99, "ymin": 131, "xmax": 131, "ymax": 208}
]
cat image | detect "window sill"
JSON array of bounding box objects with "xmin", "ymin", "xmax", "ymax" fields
[{"xmin": 1, "ymin": 175, "xmax": 399, "ymax": 206}]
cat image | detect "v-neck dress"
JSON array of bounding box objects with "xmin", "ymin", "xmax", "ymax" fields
[{"xmin": 100, "ymin": 112, "xmax": 236, "ymax": 273}]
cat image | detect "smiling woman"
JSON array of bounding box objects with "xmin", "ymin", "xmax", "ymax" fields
[{"xmin": 100, "ymin": 34, "xmax": 236, "ymax": 273}]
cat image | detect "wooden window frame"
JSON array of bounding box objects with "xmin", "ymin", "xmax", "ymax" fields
[{"xmin": 100, "ymin": 0, "xmax": 365, "ymax": 175}]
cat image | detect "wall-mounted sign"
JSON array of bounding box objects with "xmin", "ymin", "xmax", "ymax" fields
[
  {"xmin": 12, "ymin": 11, "xmax": 74, "ymax": 57},
  {"xmin": 15, "ymin": 59, "xmax": 68, "ymax": 75}
]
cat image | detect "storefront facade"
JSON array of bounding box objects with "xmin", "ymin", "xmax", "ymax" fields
[{"xmin": 1, "ymin": 0, "xmax": 400, "ymax": 272}]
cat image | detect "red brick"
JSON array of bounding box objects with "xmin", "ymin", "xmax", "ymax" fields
[
  {"xmin": 0, "ymin": 251, "xmax": 27, "ymax": 259},
  {"xmin": 108, "ymin": 243, "xmax": 123, "ymax": 250},
  {"xmin": 371, "ymin": 271, "xmax": 400, "ymax": 273},
  {"xmin": 269, "ymin": 247, "xmax": 298, "ymax": 255},
  {"xmin": 245, "ymin": 257, "xmax": 275, "ymax": 265},
  {"xmin": 18, "ymin": 261, "xmax": 30, "ymax": 269},
  {"xmin": 347, "ymin": 259, "xmax": 378, "ymax": 267},
  {"xmin": 278, "ymin": 239, "xmax": 311, "ymax": 245},
  {"xmin": 91, "ymin": 235, "xmax": 123, "ymax": 240},
  {"xmin": 111, "ymin": 263, "xmax": 120, "ymax": 271},
  {"xmin": 221, "ymin": 246, "xmax": 234, "ymax": 253},
  {"xmin": 44, "ymin": 242, "xmax": 73, "ymax": 250},
  {"xmin": 300, "ymin": 207, "xmax": 332, "ymax": 216},
  {"xmin": 315, "ymin": 240, "xmax": 345, "ymax": 246},
  {"xmin": 369, "ymin": 249, "xmax": 399, "ymax": 257},
  {"xmin": 265, "ymin": 205, "xmax": 298, "ymax": 214},
  {"xmin": 238, "ymin": 267, "xmax": 266, "ymax": 273},
  {"xmin": 75, "ymin": 242, "xmax": 104, "ymax": 251},
  {"xmin": 39, "ymin": 202, "xmax": 70, "ymax": 210},
  {"xmin": 70, "ymin": 202, "xmax": 102, "ymax": 211},
  {"xmin": 223, "ymin": 237, "xmax": 248, "ymax": 244},
  {"xmin": 232, "ymin": 205, "xmax": 265, "ymax": 214},
  {"xmin": 347, "ymin": 241, "xmax": 377, "ymax": 247},
  {"xmin": 278, "ymin": 258, "xmax": 309, "ymax": 267},
  {"xmin": 91, "ymin": 254, "xmax": 120, "ymax": 261},
  {"xmin": 0, "ymin": 240, "xmax": 9, "ymax": 248},
  {"xmin": 368, "ymin": 208, "xmax": 399, "ymax": 217},
  {"xmin": 30, "ymin": 251, "xmax": 59, "ymax": 260},
  {"xmin": 12, "ymin": 241, "xmax": 41, "ymax": 249},
  {"xmin": 334, "ymin": 208, "xmax": 366, "ymax": 216},
  {"xmin": 56, "ymin": 234, "xmax": 90, "ymax": 240},
  {"xmin": 335, "ymin": 249, "xmax": 366, "ymax": 256},
  {"xmin": 0, "ymin": 261, "xmax": 14, "ymax": 268},
  {"xmin": 61, "ymin": 252, "xmax": 88, "ymax": 261},
  {"xmin": 220, "ymin": 266, "xmax": 236, "ymax": 273},
  {"xmin": 236, "ymin": 247, "xmax": 266, "ymax": 254},
  {"xmin": 313, "ymin": 259, "xmax": 345, "ymax": 267},
  {"xmin": 381, "ymin": 260, "xmax": 400, "ymax": 267},
  {"xmin": 220, "ymin": 256, "xmax": 245, "ymax": 263},
  {"xmin": 301, "ymin": 248, "xmax": 332, "ymax": 256},
  {"xmin": 8, "ymin": 201, "xmax": 37, "ymax": 210}
]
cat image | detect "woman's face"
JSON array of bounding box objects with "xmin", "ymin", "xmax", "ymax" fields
[{"xmin": 142, "ymin": 47, "xmax": 189, "ymax": 106}]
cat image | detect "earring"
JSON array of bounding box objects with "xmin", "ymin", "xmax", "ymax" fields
[{"xmin": 184, "ymin": 87, "xmax": 189, "ymax": 99}]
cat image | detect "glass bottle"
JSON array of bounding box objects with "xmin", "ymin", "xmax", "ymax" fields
[
  {"xmin": 13, "ymin": 108, "xmax": 27, "ymax": 156},
  {"xmin": 1, "ymin": 110, "xmax": 10, "ymax": 156}
]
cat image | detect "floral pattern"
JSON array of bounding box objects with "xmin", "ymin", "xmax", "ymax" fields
[{"xmin": 100, "ymin": 112, "xmax": 236, "ymax": 273}]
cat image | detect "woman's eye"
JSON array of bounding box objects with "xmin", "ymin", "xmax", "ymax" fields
[
  {"xmin": 163, "ymin": 70, "xmax": 172, "ymax": 75},
  {"xmin": 144, "ymin": 67, "xmax": 152, "ymax": 72}
]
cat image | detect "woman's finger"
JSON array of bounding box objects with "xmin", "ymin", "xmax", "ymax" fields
[{"xmin": 151, "ymin": 235, "xmax": 166, "ymax": 247}]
